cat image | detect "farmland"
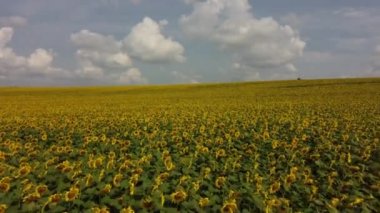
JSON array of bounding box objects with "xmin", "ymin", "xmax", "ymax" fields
[{"xmin": 0, "ymin": 78, "xmax": 379, "ymax": 212}]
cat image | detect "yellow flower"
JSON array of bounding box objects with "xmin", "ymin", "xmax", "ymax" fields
[
  {"xmin": 49, "ymin": 194, "xmax": 61, "ymax": 203},
  {"xmin": 349, "ymin": 197, "xmax": 364, "ymax": 207},
  {"xmin": 170, "ymin": 189, "xmax": 187, "ymax": 204},
  {"xmin": 101, "ymin": 184, "xmax": 112, "ymax": 194},
  {"xmin": 65, "ymin": 186, "xmax": 80, "ymax": 201},
  {"xmin": 269, "ymin": 181, "xmax": 281, "ymax": 194},
  {"xmin": 331, "ymin": 198, "xmax": 340, "ymax": 207},
  {"xmin": 290, "ymin": 166, "xmax": 298, "ymax": 175},
  {"xmin": 199, "ymin": 197, "xmax": 209, "ymax": 208},
  {"xmin": 0, "ymin": 204, "xmax": 7, "ymax": 213},
  {"xmin": 221, "ymin": 200, "xmax": 238, "ymax": 213},
  {"xmin": 92, "ymin": 207, "xmax": 109, "ymax": 213},
  {"xmin": 113, "ymin": 173, "xmax": 123, "ymax": 187},
  {"xmin": 23, "ymin": 192, "xmax": 41, "ymax": 203},
  {"xmin": 35, "ymin": 184, "xmax": 48, "ymax": 195},
  {"xmin": 216, "ymin": 149, "xmax": 226, "ymax": 158},
  {"xmin": 271, "ymin": 140, "xmax": 279, "ymax": 149},
  {"xmin": 203, "ymin": 167, "xmax": 211, "ymax": 179},
  {"xmin": 85, "ymin": 174, "xmax": 94, "ymax": 187},
  {"xmin": 141, "ymin": 197, "xmax": 154, "ymax": 209},
  {"xmin": 0, "ymin": 182, "xmax": 10, "ymax": 193},
  {"xmin": 120, "ymin": 206, "xmax": 135, "ymax": 213},
  {"xmin": 284, "ymin": 173, "xmax": 296, "ymax": 187},
  {"xmin": 192, "ymin": 181, "xmax": 200, "ymax": 192},
  {"xmin": 215, "ymin": 176, "xmax": 226, "ymax": 189},
  {"xmin": 18, "ymin": 164, "xmax": 32, "ymax": 177},
  {"xmin": 164, "ymin": 158, "xmax": 175, "ymax": 171}
]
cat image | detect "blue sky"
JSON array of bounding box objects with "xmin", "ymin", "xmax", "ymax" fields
[{"xmin": 0, "ymin": 0, "xmax": 379, "ymax": 85}]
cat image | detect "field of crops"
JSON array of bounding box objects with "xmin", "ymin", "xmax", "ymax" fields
[{"xmin": 0, "ymin": 78, "xmax": 379, "ymax": 212}]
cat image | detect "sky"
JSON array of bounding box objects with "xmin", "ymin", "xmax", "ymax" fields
[{"xmin": 0, "ymin": 0, "xmax": 379, "ymax": 86}]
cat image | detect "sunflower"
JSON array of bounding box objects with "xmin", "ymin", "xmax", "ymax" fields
[
  {"xmin": 198, "ymin": 197, "xmax": 209, "ymax": 208},
  {"xmin": 85, "ymin": 174, "xmax": 94, "ymax": 187},
  {"xmin": 215, "ymin": 176, "xmax": 226, "ymax": 189},
  {"xmin": 164, "ymin": 158, "xmax": 175, "ymax": 171},
  {"xmin": 101, "ymin": 184, "xmax": 112, "ymax": 194},
  {"xmin": 65, "ymin": 186, "xmax": 80, "ymax": 202},
  {"xmin": 170, "ymin": 189, "xmax": 187, "ymax": 204},
  {"xmin": 92, "ymin": 207, "xmax": 109, "ymax": 213},
  {"xmin": 49, "ymin": 194, "xmax": 61, "ymax": 203},
  {"xmin": 113, "ymin": 173, "xmax": 123, "ymax": 187},
  {"xmin": 269, "ymin": 181, "xmax": 281, "ymax": 194},
  {"xmin": 284, "ymin": 173, "xmax": 296, "ymax": 187},
  {"xmin": 216, "ymin": 149, "xmax": 226, "ymax": 158},
  {"xmin": 330, "ymin": 198, "xmax": 340, "ymax": 207},
  {"xmin": 192, "ymin": 181, "xmax": 200, "ymax": 192},
  {"xmin": 23, "ymin": 192, "xmax": 41, "ymax": 203},
  {"xmin": 0, "ymin": 204, "xmax": 7, "ymax": 213},
  {"xmin": 120, "ymin": 206, "xmax": 135, "ymax": 213},
  {"xmin": 18, "ymin": 164, "xmax": 32, "ymax": 177},
  {"xmin": 141, "ymin": 197, "xmax": 154, "ymax": 209},
  {"xmin": 35, "ymin": 184, "xmax": 48, "ymax": 195},
  {"xmin": 221, "ymin": 199, "xmax": 238, "ymax": 213},
  {"xmin": 0, "ymin": 182, "xmax": 10, "ymax": 193},
  {"xmin": 203, "ymin": 167, "xmax": 211, "ymax": 179}
]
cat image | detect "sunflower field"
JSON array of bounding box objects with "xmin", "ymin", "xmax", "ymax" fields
[{"xmin": 0, "ymin": 78, "xmax": 379, "ymax": 212}]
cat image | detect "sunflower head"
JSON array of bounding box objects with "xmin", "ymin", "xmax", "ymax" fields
[
  {"xmin": 65, "ymin": 186, "xmax": 79, "ymax": 202},
  {"xmin": 101, "ymin": 184, "xmax": 112, "ymax": 194},
  {"xmin": 85, "ymin": 174, "xmax": 94, "ymax": 187},
  {"xmin": 113, "ymin": 173, "xmax": 123, "ymax": 187},
  {"xmin": 23, "ymin": 192, "xmax": 41, "ymax": 203},
  {"xmin": 0, "ymin": 204, "xmax": 7, "ymax": 213},
  {"xmin": 36, "ymin": 184, "xmax": 48, "ymax": 195},
  {"xmin": 120, "ymin": 206, "xmax": 135, "ymax": 213},
  {"xmin": 284, "ymin": 173, "xmax": 296, "ymax": 187},
  {"xmin": 199, "ymin": 197, "xmax": 209, "ymax": 208},
  {"xmin": 49, "ymin": 194, "xmax": 61, "ymax": 203},
  {"xmin": 18, "ymin": 164, "xmax": 32, "ymax": 177},
  {"xmin": 331, "ymin": 198, "xmax": 340, "ymax": 207},
  {"xmin": 215, "ymin": 176, "xmax": 226, "ymax": 189},
  {"xmin": 216, "ymin": 149, "xmax": 226, "ymax": 158},
  {"xmin": 0, "ymin": 182, "xmax": 10, "ymax": 193},
  {"xmin": 170, "ymin": 189, "xmax": 187, "ymax": 204},
  {"xmin": 269, "ymin": 181, "xmax": 281, "ymax": 194},
  {"xmin": 221, "ymin": 200, "xmax": 238, "ymax": 213},
  {"xmin": 141, "ymin": 197, "xmax": 154, "ymax": 209}
]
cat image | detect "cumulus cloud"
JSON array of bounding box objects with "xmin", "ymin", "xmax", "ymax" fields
[
  {"xmin": 0, "ymin": 27, "xmax": 68, "ymax": 80},
  {"xmin": 124, "ymin": 17, "xmax": 185, "ymax": 63},
  {"xmin": 0, "ymin": 16, "xmax": 27, "ymax": 28},
  {"xmin": 180, "ymin": 0, "xmax": 305, "ymax": 78},
  {"xmin": 118, "ymin": 68, "xmax": 147, "ymax": 84},
  {"xmin": 70, "ymin": 29, "xmax": 133, "ymax": 79}
]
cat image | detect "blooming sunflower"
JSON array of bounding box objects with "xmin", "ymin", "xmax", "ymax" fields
[
  {"xmin": 65, "ymin": 186, "xmax": 80, "ymax": 202},
  {"xmin": 221, "ymin": 199, "xmax": 238, "ymax": 213},
  {"xmin": 199, "ymin": 197, "xmax": 209, "ymax": 208},
  {"xmin": 215, "ymin": 176, "xmax": 226, "ymax": 189},
  {"xmin": 113, "ymin": 173, "xmax": 123, "ymax": 187},
  {"xmin": 49, "ymin": 194, "xmax": 61, "ymax": 203},
  {"xmin": 269, "ymin": 181, "xmax": 281, "ymax": 194},
  {"xmin": 0, "ymin": 182, "xmax": 10, "ymax": 193},
  {"xmin": 120, "ymin": 206, "xmax": 135, "ymax": 213},
  {"xmin": 35, "ymin": 184, "xmax": 48, "ymax": 195},
  {"xmin": 101, "ymin": 184, "xmax": 112, "ymax": 194},
  {"xmin": 170, "ymin": 189, "xmax": 187, "ymax": 204},
  {"xmin": 0, "ymin": 204, "xmax": 7, "ymax": 213}
]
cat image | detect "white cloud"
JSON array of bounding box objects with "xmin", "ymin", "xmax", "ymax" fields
[
  {"xmin": 0, "ymin": 27, "xmax": 68, "ymax": 79},
  {"xmin": 124, "ymin": 17, "xmax": 185, "ymax": 63},
  {"xmin": 334, "ymin": 8, "xmax": 369, "ymax": 18},
  {"xmin": 28, "ymin": 48, "xmax": 53, "ymax": 71},
  {"xmin": 0, "ymin": 27, "xmax": 13, "ymax": 48},
  {"xmin": 180, "ymin": 0, "xmax": 305, "ymax": 76},
  {"xmin": 71, "ymin": 29, "xmax": 133, "ymax": 78},
  {"xmin": 0, "ymin": 16, "xmax": 27, "ymax": 28},
  {"xmin": 171, "ymin": 70, "xmax": 201, "ymax": 83},
  {"xmin": 118, "ymin": 68, "xmax": 147, "ymax": 84}
]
